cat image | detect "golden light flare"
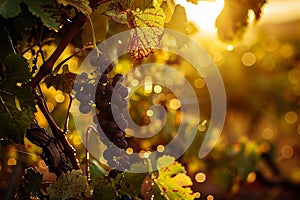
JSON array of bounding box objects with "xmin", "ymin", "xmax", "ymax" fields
[{"xmin": 177, "ymin": 0, "xmax": 224, "ymax": 33}]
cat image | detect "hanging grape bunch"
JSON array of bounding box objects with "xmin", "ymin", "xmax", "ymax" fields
[{"xmin": 75, "ymin": 51, "xmax": 130, "ymax": 170}]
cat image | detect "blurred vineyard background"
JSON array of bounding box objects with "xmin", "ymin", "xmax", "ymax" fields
[{"xmin": 1, "ymin": 0, "xmax": 300, "ymax": 199}]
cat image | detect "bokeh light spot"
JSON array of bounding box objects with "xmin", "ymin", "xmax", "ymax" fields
[
  {"xmin": 169, "ymin": 99, "xmax": 181, "ymax": 110},
  {"xmin": 194, "ymin": 78, "xmax": 205, "ymax": 89},
  {"xmin": 281, "ymin": 145, "xmax": 294, "ymax": 158},
  {"xmin": 247, "ymin": 172, "xmax": 256, "ymax": 183},
  {"xmin": 262, "ymin": 128, "xmax": 274, "ymax": 140},
  {"xmin": 154, "ymin": 85, "xmax": 162, "ymax": 93},
  {"xmin": 285, "ymin": 111, "xmax": 298, "ymax": 124},
  {"xmin": 207, "ymin": 194, "xmax": 214, "ymax": 200},
  {"xmin": 7, "ymin": 158, "xmax": 17, "ymax": 166},
  {"xmin": 157, "ymin": 145, "xmax": 165, "ymax": 152},
  {"xmin": 55, "ymin": 93, "xmax": 65, "ymax": 103},
  {"xmin": 126, "ymin": 147, "xmax": 133, "ymax": 155},
  {"xmin": 242, "ymin": 52, "xmax": 256, "ymax": 67},
  {"xmin": 195, "ymin": 172, "xmax": 206, "ymax": 183}
]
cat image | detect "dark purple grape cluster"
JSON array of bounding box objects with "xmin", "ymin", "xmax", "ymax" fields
[{"xmin": 89, "ymin": 52, "xmax": 130, "ymax": 170}]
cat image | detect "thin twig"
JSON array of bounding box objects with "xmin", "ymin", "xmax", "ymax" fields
[{"xmin": 53, "ymin": 45, "xmax": 94, "ymax": 74}]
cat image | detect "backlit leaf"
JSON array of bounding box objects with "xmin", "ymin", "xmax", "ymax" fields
[
  {"xmin": 128, "ymin": 7, "xmax": 165, "ymax": 60},
  {"xmin": 152, "ymin": 157, "xmax": 194, "ymax": 200},
  {"xmin": 215, "ymin": 0, "xmax": 267, "ymax": 42},
  {"xmin": 0, "ymin": 54, "xmax": 35, "ymax": 144},
  {"xmin": 43, "ymin": 65, "xmax": 77, "ymax": 94},
  {"xmin": 165, "ymin": 5, "xmax": 188, "ymax": 48}
]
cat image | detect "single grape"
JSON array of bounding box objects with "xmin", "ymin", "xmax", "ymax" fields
[
  {"xmin": 113, "ymin": 73, "xmax": 124, "ymax": 82},
  {"xmin": 103, "ymin": 148, "xmax": 113, "ymax": 160},
  {"xmin": 107, "ymin": 159, "xmax": 118, "ymax": 168},
  {"xmin": 96, "ymin": 84, "xmax": 105, "ymax": 94},
  {"xmin": 108, "ymin": 169, "xmax": 119, "ymax": 179},
  {"xmin": 112, "ymin": 93, "xmax": 122, "ymax": 105},
  {"xmin": 95, "ymin": 97, "xmax": 109, "ymax": 111},
  {"xmin": 90, "ymin": 55, "xmax": 99, "ymax": 66},
  {"xmin": 99, "ymin": 74, "xmax": 108, "ymax": 83},
  {"xmin": 118, "ymin": 158, "xmax": 130, "ymax": 169},
  {"xmin": 119, "ymin": 99, "xmax": 128, "ymax": 109},
  {"xmin": 118, "ymin": 86, "xmax": 128, "ymax": 98},
  {"xmin": 115, "ymin": 138, "xmax": 128, "ymax": 149},
  {"xmin": 118, "ymin": 119, "xmax": 128, "ymax": 130},
  {"xmin": 106, "ymin": 121, "xmax": 118, "ymax": 133},
  {"xmin": 105, "ymin": 84, "xmax": 114, "ymax": 95},
  {"xmin": 113, "ymin": 130, "xmax": 124, "ymax": 140},
  {"xmin": 79, "ymin": 103, "xmax": 91, "ymax": 114},
  {"xmin": 75, "ymin": 91, "xmax": 90, "ymax": 104},
  {"xmin": 80, "ymin": 72, "xmax": 88, "ymax": 80}
]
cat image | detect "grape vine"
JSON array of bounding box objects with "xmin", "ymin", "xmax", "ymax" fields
[{"xmin": 0, "ymin": 0, "xmax": 275, "ymax": 199}]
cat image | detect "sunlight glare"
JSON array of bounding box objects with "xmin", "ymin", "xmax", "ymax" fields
[{"xmin": 177, "ymin": 0, "xmax": 224, "ymax": 33}]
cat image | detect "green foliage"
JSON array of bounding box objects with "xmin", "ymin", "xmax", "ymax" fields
[
  {"xmin": 15, "ymin": 168, "xmax": 43, "ymax": 200},
  {"xmin": 0, "ymin": 54, "xmax": 35, "ymax": 144},
  {"xmin": 43, "ymin": 65, "xmax": 77, "ymax": 94},
  {"xmin": 215, "ymin": 0, "xmax": 267, "ymax": 42},
  {"xmin": 92, "ymin": 177, "xmax": 117, "ymax": 200},
  {"xmin": 48, "ymin": 170, "xmax": 92, "ymax": 200},
  {"xmin": 120, "ymin": 163, "xmax": 149, "ymax": 197},
  {"xmin": 57, "ymin": 0, "xmax": 92, "ymax": 16},
  {"xmin": 0, "ymin": 0, "xmax": 60, "ymax": 31}
]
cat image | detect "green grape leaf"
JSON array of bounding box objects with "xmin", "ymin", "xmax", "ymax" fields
[
  {"xmin": 92, "ymin": 176, "xmax": 117, "ymax": 200},
  {"xmin": 0, "ymin": 0, "xmax": 60, "ymax": 31},
  {"xmin": 154, "ymin": 159, "xmax": 194, "ymax": 200},
  {"xmin": 48, "ymin": 170, "xmax": 92, "ymax": 200},
  {"xmin": 0, "ymin": 54, "xmax": 35, "ymax": 144},
  {"xmin": 15, "ymin": 168, "xmax": 43, "ymax": 200},
  {"xmin": 120, "ymin": 163, "xmax": 149, "ymax": 197},
  {"xmin": 57, "ymin": 0, "xmax": 92, "ymax": 16},
  {"xmin": 215, "ymin": 0, "xmax": 267, "ymax": 42},
  {"xmin": 128, "ymin": 7, "xmax": 165, "ymax": 60},
  {"xmin": 43, "ymin": 65, "xmax": 77, "ymax": 94},
  {"xmin": 165, "ymin": 5, "xmax": 188, "ymax": 48}
]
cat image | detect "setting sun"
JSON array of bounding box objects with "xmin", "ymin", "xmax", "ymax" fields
[{"xmin": 177, "ymin": 0, "xmax": 224, "ymax": 32}]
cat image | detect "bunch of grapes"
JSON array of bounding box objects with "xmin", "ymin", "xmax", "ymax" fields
[{"xmin": 75, "ymin": 51, "xmax": 130, "ymax": 170}]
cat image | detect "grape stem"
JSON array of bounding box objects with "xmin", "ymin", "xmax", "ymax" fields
[
  {"xmin": 28, "ymin": 0, "xmax": 99, "ymax": 88},
  {"xmin": 34, "ymin": 88, "xmax": 80, "ymax": 171}
]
